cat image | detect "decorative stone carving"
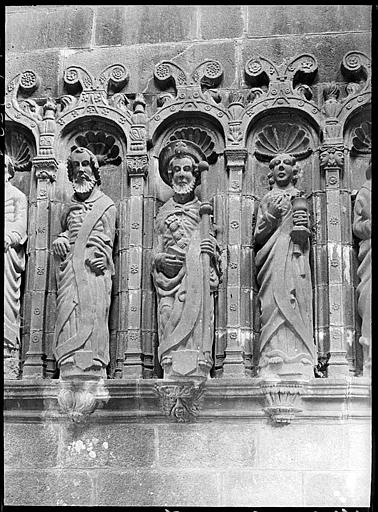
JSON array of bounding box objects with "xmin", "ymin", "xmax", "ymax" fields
[
  {"xmin": 71, "ymin": 131, "xmax": 122, "ymax": 167},
  {"xmin": 254, "ymin": 152, "xmax": 315, "ymax": 380},
  {"xmin": 57, "ymin": 379, "xmax": 109, "ymax": 423},
  {"xmin": 53, "ymin": 148, "xmax": 116, "ymax": 379},
  {"xmin": 58, "ymin": 64, "xmax": 131, "ymax": 128},
  {"xmin": 353, "ymin": 161, "xmax": 371, "ymax": 378},
  {"xmin": 260, "ymin": 380, "xmax": 303, "ymax": 424},
  {"xmin": 5, "ymin": 132, "xmax": 33, "ymax": 172},
  {"xmin": 351, "ymin": 121, "xmax": 371, "ymax": 155},
  {"xmin": 154, "ymin": 381, "xmax": 206, "ymax": 422},
  {"xmin": 245, "ymin": 54, "xmax": 318, "ymax": 106},
  {"xmin": 254, "ymin": 123, "xmax": 312, "ymax": 162},
  {"xmin": 152, "ymin": 139, "xmax": 221, "ymax": 380},
  {"xmin": 4, "ymin": 155, "xmax": 28, "ymax": 379}
]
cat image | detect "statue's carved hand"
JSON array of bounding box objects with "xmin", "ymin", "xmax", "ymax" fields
[
  {"xmin": 157, "ymin": 252, "xmax": 185, "ymax": 273},
  {"xmin": 4, "ymin": 236, "xmax": 11, "ymax": 252},
  {"xmin": 268, "ymin": 195, "xmax": 290, "ymax": 218},
  {"xmin": 200, "ymin": 237, "xmax": 216, "ymax": 257},
  {"xmin": 86, "ymin": 251, "xmax": 107, "ymax": 276},
  {"xmin": 53, "ymin": 237, "xmax": 70, "ymax": 259}
]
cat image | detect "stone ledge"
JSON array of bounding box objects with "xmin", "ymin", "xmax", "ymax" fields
[{"xmin": 4, "ymin": 377, "xmax": 371, "ymax": 422}]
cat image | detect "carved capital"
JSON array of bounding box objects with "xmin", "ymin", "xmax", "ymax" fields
[
  {"xmin": 126, "ymin": 154, "xmax": 148, "ymax": 178},
  {"xmin": 318, "ymin": 144, "xmax": 346, "ymax": 172},
  {"xmin": 260, "ymin": 380, "xmax": 303, "ymax": 425},
  {"xmin": 33, "ymin": 157, "xmax": 58, "ymax": 181},
  {"xmin": 154, "ymin": 381, "xmax": 206, "ymax": 423},
  {"xmin": 225, "ymin": 148, "xmax": 248, "ymax": 170}
]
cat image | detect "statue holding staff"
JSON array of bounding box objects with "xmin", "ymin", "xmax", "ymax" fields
[{"xmin": 152, "ymin": 140, "xmax": 221, "ymax": 380}]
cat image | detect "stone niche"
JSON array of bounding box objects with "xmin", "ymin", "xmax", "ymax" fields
[{"xmin": 4, "ymin": 41, "xmax": 371, "ymax": 508}]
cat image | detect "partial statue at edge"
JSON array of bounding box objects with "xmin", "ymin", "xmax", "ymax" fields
[
  {"xmin": 53, "ymin": 147, "xmax": 116, "ymax": 379},
  {"xmin": 353, "ymin": 159, "xmax": 371, "ymax": 378},
  {"xmin": 4, "ymin": 154, "xmax": 28, "ymax": 379},
  {"xmin": 254, "ymin": 153, "xmax": 315, "ymax": 380},
  {"xmin": 152, "ymin": 140, "xmax": 221, "ymax": 380}
]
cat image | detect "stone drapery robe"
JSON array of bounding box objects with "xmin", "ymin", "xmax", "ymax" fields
[
  {"xmin": 254, "ymin": 187, "xmax": 315, "ymax": 379},
  {"xmin": 353, "ymin": 178, "xmax": 371, "ymax": 371},
  {"xmin": 152, "ymin": 197, "xmax": 220, "ymax": 368},
  {"xmin": 53, "ymin": 188, "xmax": 116, "ymax": 376},
  {"xmin": 4, "ymin": 181, "xmax": 28, "ymax": 354}
]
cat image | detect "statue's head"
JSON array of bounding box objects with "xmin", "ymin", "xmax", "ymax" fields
[
  {"xmin": 167, "ymin": 142, "xmax": 199, "ymax": 196},
  {"xmin": 67, "ymin": 147, "xmax": 100, "ymax": 196},
  {"xmin": 267, "ymin": 153, "xmax": 300, "ymax": 188},
  {"xmin": 4, "ymin": 154, "xmax": 15, "ymax": 182},
  {"xmin": 159, "ymin": 140, "xmax": 205, "ymax": 196}
]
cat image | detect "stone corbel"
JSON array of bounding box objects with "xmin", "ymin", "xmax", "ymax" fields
[
  {"xmin": 57, "ymin": 380, "xmax": 110, "ymax": 424},
  {"xmin": 154, "ymin": 380, "xmax": 206, "ymax": 423},
  {"xmin": 259, "ymin": 380, "xmax": 303, "ymax": 425}
]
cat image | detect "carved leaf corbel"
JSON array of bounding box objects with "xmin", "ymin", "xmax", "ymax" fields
[{"xmin": 260, "ymin": 380, "xmax": 303, "ymax": 425}]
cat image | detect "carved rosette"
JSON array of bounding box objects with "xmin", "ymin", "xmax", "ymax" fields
[
  {"xmin": 260, "ymin": 381, "xmax": 303, "ymax": 425},
  {"xmin": 154, "ymin": 381, "xmax": 206, "ymax": 423},
  {"xmin": 245, "ymin": 54, "xmax": 318, "ymax": 109},
  {"xmin": 57, "ymin": 64, "xmax": 131, "ymax": 129},
  {"xmin": 6, "ymin": 70, "xmax": 42, "ymax": 135}
]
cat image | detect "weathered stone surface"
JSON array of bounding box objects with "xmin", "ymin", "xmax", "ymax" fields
[
  {"xmin": 5, "ymin": 7, "xmax": 94, "ymax": 52},
  {"xmin": 157, "ymin": 424, "xmax": 257, "ymax": 468},
  {"xmin": 257, "ymin": 423, "xmax": 351, "ymax": 470},
  {"xmin": 4, "ymin": 469, "xmax": 94, "ymax": 506},
  {"xmin": 60, "ymin": 40, "xmax": 237, "ymax": 97},
  {"xmin": 59, "ymin": 424, "xmax": 156, "ymax": 468},
  {"xmin": 247, "ymin": 5, "xmax": 371, "ymax": 37},
  {"xmin": 95, "ymin": 5, "xmax": 197, "ymax": 46},
  {"xmin": 97, "ymin": 469, "xmax": 221, "ymax": 506},
  {"xmin": 5, "ymin": 51, "xmax": 61, "ymax": 98},
  {"xmin": 303, "ymin": 470, "xmax": 371, "ymax": 506},
  {"xmin": 241, "ymin": 32, "xmax": 371, "ymax": 84},
  {"xmin": 4, "ymin": 423, "xmax": 59, "ymax": 468},
  {"xmin": 220, "ymin": 469, "xmax": 303, "ymax": 507},
  {"xmin": 199, "ymin": 5, "xmax": 244, "ymax": 39}
]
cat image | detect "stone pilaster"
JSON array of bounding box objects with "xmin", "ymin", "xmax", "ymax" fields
[{"xmin": 223, "ymin": 148, "xmax": 248, "ymax": 376}]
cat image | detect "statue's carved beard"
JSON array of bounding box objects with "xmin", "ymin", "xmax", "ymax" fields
[
  {"xmin": 172, "ymin": 178, "xmax": 196, "ymax": 196},
  {"xmin": 72, "ymin": 175, "xmax": 97, "ymax": 195}
]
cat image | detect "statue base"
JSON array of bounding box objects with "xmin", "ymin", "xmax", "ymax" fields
[
  {"xmin": 59, "ymin": 351, "xmax": 107, "ymax": 380},
  {"xmin": 258, "ymin": 353, "xmax": 315, "ymax": 381},
  {"xmin": 162, "ymin": 349, "xmax": 212, "ymax": 381}
]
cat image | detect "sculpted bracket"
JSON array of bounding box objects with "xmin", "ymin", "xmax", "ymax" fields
[{"xmin": 154, "ymin": 380, "xmax": 206, "ymax": 423}]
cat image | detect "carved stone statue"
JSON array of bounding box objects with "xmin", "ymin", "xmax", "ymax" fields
[
  {"xmin": 53, "ymin": 147, "xmax": 116, "ymax": 379},
  {"xmin": 353, "ymin": 161, "xmax": 371, "ymax": 378},
  {"xmin": 152, "ymin": 140, "xmax": 221, "ymax": 380},
  {"xmin": 4, "ymin": 154, "xmax": 28, "ymax": 379},
  {"xmin": 254, "ymin": 153, "xmax": 315, "ymax": 380}
]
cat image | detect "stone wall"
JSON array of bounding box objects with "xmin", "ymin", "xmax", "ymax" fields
[{"xmin": 4, "ymin": 4, "xmax": 372, "ymax": 508}]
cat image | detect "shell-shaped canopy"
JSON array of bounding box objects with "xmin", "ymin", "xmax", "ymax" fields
[
  {"xmin": 352, "ymin": 121, "xmax": 371, "ymax": 154},
  {"xmin": 5, "ymin": 132, "xmax": 33, "ymax": 172},
  {"xmin": 254, "ymin": 123, "xmax": 312, "ymax": 161},
  {"xmin": 169, "ymin": 127, "xmax": 217, "ymax": 164},
  {"xmin": 71, "ymin": 131, "xmax": 122, "ymax": 167}
]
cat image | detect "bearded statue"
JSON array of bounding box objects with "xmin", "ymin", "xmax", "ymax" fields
[
  {"xmin": 152, "ymin": 140, "xmax": 221, "ymax": 380},
  {"xmin": 53, "ymin": 147, "xmax": 116, "ymax": 379}
]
